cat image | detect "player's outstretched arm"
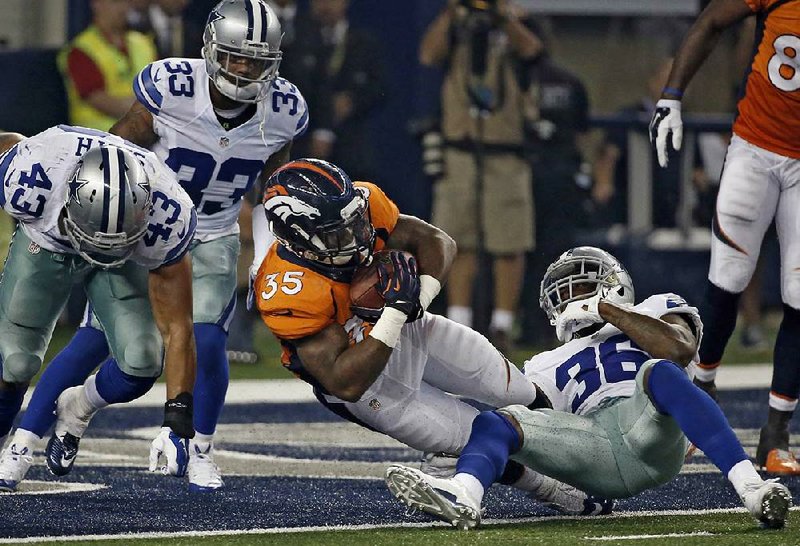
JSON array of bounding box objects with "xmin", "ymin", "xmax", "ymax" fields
[
  {"xmin": 663, "ymin": 0, "xmax": 753, "ymax": 97},
  {"xmin": 148, "ymin": 253, "xmax": 196, "ymax": 438},
  {"xmin": 110, "ymin": 101, "xmax": 158, "ymax": 149},
  {"xmin": 598, "ymin": 301, "xmax": 698, "ymax": 367}
]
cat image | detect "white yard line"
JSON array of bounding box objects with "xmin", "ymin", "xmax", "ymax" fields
[
  {"xmin": 20, "ymin": 364, "xmax": 775, "ymax": 409},
  {"xmin": 3, "ymin": 507, "xmax": 797, "ymax": 543},
  {"xmin": 586, "ymin": 532, "xmax": 715, "ymax": 541}
]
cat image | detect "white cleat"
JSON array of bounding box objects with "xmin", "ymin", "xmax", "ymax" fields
[
  {"xmin": 530, "ymin": 475, "xmax": 613, "ymax": 516},
  {"xmin": 740, "ymin": 478, "xmax": 792, "ymax": 529},
  {"xmin": 188, "ymin": 442, "xmax": 224, "ymax": 492},
  {"xmin": 0, "ymin": 443, "xmax": 34, "ymax": 492},
  {"xmin": 385, "ymin": 464, "xmax": 481, "ymax": 530}
]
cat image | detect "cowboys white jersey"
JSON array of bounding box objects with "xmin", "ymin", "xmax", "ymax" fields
[
  {"xmin": 524, "ymin": 294, "xmax": 702, "ymax": 416},
  {"xmin": 133, "ymin": 58, "xmax": 308, "ymax": 241},
  {"xmin": 0, "ymin": 125, "xmax": 196, "ymax": 270}
]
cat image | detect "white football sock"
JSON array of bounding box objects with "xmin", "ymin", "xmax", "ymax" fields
[
  {"xmin": 447, "ymin": 306, "xmax": 472, "ymax": 328},
  {"xmin": 728, "ymin": 459, "xmax": 764, "ymax": 497},
  {"xmin": 11, "ymin": 428, "xmax": 40, "ymax": 451},
  {"xmin": 453, "ymin": 472, "xmax": 485, "ymax": 505},
  {"xmin": 490, "ymin": 309, "xmax": 514, "ymax": 332}
]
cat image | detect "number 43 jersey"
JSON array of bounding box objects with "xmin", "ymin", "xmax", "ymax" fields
[
  {"xmin": 134, "ymin": 58, "xmax": 309, "ymax": 241},
  {"xmin": 0, "ymin": 125, "xmax": 196, "ymax": 270},
  {"xmin": 523, "ymin": 294, "xmax": 703, "ymax": 416}
]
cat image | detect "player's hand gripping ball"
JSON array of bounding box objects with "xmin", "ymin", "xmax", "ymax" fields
[{"xmin": 350, "ymin": 250, "xmax": 422, "ymax": 322}]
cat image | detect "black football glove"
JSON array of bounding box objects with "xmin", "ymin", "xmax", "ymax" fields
[
  {"xmin": 163, "ymin": 392, "xmax": 195, "ymax": 439},
  {"xmin": 405, "ymin": 301, "xmax": 425, "ymax": 323},
  {"xmin": 377, "ymin": 251, "xmax": 420, "ymax": 317}
]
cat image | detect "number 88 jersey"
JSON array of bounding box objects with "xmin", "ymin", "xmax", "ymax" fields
[
  {"xmin": 523, "ymin": 294, "xmax": 702, "ymax": 416},
  {"xmin": 133, "ymin": 58, "xmax": 309, "ymax": 241},
  {"xmin": 735, "ymin": 0, "xmax": 800, "ymax": 158}
]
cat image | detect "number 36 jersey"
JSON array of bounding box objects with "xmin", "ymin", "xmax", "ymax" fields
[
  {"xmin": 133, "ymin": 58, "xmax": 309, "ymax": 241},
  {"xmin": 523, "ymin": 294, "xmax": 703, "ymax": 416},
  {"xmin": 0, "ymin": 125, "xmax": 196, "ymax": 270}
]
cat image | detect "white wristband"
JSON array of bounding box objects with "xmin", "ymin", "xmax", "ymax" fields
[
  {"xmin": 251, "ymin": 204, "xmax": 275, "ymax": 271},
  {"xmin": 368, "ymin": 307, "xmax": 407, "ymax": 348},
  {"xmin": 418, "ymin": 274, "xmax": 442, "ymax": 311}
]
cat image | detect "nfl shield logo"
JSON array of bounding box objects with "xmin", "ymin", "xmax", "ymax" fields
[
  {"xmin": 219, "ymin": 136, "xmax": 230, "ymax": 148},
  {"xmin": 27, "ymin": 241, "xmax": 40, "ymax": 255}
]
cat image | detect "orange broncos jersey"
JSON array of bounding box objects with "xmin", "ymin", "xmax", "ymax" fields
[
  {"xmin": 255, "ymin": 181, "xmax": 400, "ymax": 387},
  {"xmin": 734, "ymin": 0, "xmax": 800, "ymax": 158}
]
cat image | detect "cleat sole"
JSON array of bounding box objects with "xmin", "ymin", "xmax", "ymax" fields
[{"xmin": 385, "ymin": 466, "xmax": 479, "ymax": 530}]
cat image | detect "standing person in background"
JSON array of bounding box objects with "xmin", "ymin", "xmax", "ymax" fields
[
  {"xmin": 59, "ymin": 0, "xmax": 158, "ymax": 131},
  {"xmin": 517, "ymin": 25, "xmax": 592, "ymax": 347},
  {"xmin": 303, "ymin": 0, "xmax": 387, "ymax": 181},
  {"xmin": 128, "ymin": 0, "xmax": 190, "ymax": 58},
  {"xmin": 650, "ymin": 0, "xmax": 800, "ymax": 474},
  {"xmin": 419, "ymin": 0, "xmax": 542, "ymax": 353}
]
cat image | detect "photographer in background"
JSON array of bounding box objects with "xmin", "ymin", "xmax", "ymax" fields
[{"xmin": 420, "ymin": 0, "xmax": 542, "ymax": 353}]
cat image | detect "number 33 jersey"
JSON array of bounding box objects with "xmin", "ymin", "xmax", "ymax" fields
[
  {"xmin": 0, "ymin": 125, "xmax": 196, "ymax": 270},
  {"xmin": 134, "ymin": 58, "xmax": 309, "ymax": 240},
  {"xmin": 523, "ymin": 294, "xmax": 703, "ymax": 416}
]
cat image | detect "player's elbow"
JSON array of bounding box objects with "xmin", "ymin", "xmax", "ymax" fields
[{"xmin": 331, "ymin": 382, "xmax": 367, "ymax": 403}]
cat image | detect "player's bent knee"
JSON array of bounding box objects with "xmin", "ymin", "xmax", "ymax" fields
[
  {"xmin": 1, "ymin": 353, "xmax": 42, "ymax": 383},
  {"xmin": 117, "ymin": 337, "xmax": 163, "ymax": 378}
]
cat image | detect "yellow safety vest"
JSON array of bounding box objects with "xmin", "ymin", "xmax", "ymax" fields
[{"xmin": 58, "ymin": 26, "xmax": 157, "ymax": 131}]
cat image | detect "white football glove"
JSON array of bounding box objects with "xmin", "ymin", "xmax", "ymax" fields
[
  {"xmin": 555, "ymin": 293, "xmax": 605, "ymax": 343},
  {"xmin": 149, "ymin": 427, "xmax": 190, "ymax": 476},
  {"xmin": 649, "ymin": 99, "xmax": 683, "ymax": 168},
  {"xmin": 246, "ymin": 264, "xmax": 258, "ymax": 311}
]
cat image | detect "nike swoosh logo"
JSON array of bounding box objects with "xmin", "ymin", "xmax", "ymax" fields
[
  {"xmin": 272, "ymin": 310, "xmax": 293, "ymax": 316},
  {"xmin": 153, "ymin": 69, "xmax": 162, "ymax": 83},
  {"xmin": 60, "ymin": 452, "xmax": 75, "ymax": 467}
]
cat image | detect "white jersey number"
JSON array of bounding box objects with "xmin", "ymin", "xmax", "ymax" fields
[
  {"xmin": 261, "ymin": 272, "xmax": 305, "ymax": 300},
  {"xmin": 556, "ymin": 334, "xmax": 649, "ymax": 412},
  {"xmin": 768, "ymin": 34, "xmax": 800, "ymax": 92}
]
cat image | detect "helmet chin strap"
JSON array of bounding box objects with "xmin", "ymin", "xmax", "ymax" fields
[{"xmin": 213, "ymin": 73, "xmax": 261, "ymax": 102}]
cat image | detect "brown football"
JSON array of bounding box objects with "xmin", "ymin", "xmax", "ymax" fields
[{"xmin": 350, "ymin": 250, "xmax": 414, "ymax": 316}]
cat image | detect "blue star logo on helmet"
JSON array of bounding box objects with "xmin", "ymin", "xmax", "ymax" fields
[
  {"xmin": 208, "ymin": 8, "xmax": 225, "ymax": 24},
  {"xmin": 67, "ymin": 173, "xmax": 87, "ymax": 206}
]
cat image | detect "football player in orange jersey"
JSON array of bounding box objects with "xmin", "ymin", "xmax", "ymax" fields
[
  {"xmin": 251, "ymin": 158, "xmax": 612, "ymax": 516},
  {"xmin": 650, "ymin": 0, "xmax": 800, "ymax": 474}
]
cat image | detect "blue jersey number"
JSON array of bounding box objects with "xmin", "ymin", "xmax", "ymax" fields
[
  {"xmin": 555, "ymin": 334, "xmax": 649, "ymax": 412},
  {"xmin": 165, "ymin": 61, "xmax": 194, "ymax": 97},
  {"xmin": 272, "ymin": 91, "xmax": 299, "ymax": 115},
  {"xmin": 164, "ymin": 147, "xmax": 264, "ymax": 215},
  {"xmin": 144, "ymin": 190, "xmax": 182, "ymax": 247},
  {"xmin": 9, "ymin": 163, "xmax": 52, "ymax": 218}
]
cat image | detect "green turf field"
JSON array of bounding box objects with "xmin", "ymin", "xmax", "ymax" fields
[{"xmin": 20, "ymin": 511, "xmax": 800, "ymax": 545}]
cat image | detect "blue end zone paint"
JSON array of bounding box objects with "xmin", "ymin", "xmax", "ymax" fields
[{"xmin": 0, "ymin": 388, "xmax": 798, "ymax": 539}]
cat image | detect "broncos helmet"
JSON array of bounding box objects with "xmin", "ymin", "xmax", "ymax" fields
[
  {"xmin": 62, "ymin": 146, "xmax": 152, "ymax": 269},
  {"xmin": 263, "ymin": 159, "xmax": 374, "ymax": 269},
  {"xmin": 202, "ymin": 0, "xmax": 283, "ymax": 103},
  {"xmin": 540, "ymin": 246, "xmax": 635, "ymax": 327}
]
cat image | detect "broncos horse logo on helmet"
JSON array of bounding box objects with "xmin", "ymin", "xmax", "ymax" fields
[
  {"xmin": 202, "ymin": 0, "xmax": 283, "ymax": 103},
  {"xmin": 263, "ymin": 159, "xmax": 375, "ymax": 270}
]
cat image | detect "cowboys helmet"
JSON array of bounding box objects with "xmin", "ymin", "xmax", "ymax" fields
[
  {"xmin": 539, "ymin": 246, "xmax": 635, "ymax": 326},
  {"xmin": 202, "ymin": 0, "xmax": 283, "ymax": 103},
  {"xmin": 62, "ymin": 146, "xmax": 152, "ymax": 269},
  {"xmin": 263, "ymin": 159, "xmax": 374, "ymax": 272}
]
